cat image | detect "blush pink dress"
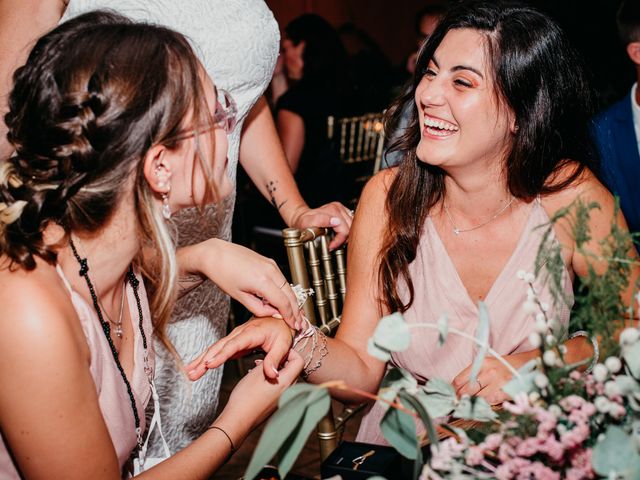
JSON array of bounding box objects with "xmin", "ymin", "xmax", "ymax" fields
[
  {"xmin": 356, "ymin": 199, "xmax": 574, "ymax": 444},
  {"xmin": 0, "ymin": 266, "xmax": 154, "ymax": 478}
]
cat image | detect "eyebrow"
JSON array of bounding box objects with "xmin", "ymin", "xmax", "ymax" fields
[{"xmin": 430, "ymin": 55, "xmax": 484, "ymax": 79}]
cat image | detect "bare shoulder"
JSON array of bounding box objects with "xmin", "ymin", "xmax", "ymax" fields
[
  {"xmin": 357, "ymin": 167, "xmax": 398, "ymax": 215},
  {"xmin": 0, "ymin": 260, "xmax": 86, "ymax": 360},
  {"xmin": 541, "ymin": 164, "xmax": 614, "ymax": 219}
]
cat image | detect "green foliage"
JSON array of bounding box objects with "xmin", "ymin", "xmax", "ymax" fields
[
  {"xmin": 536, "ymin": 198, "xmax": 638, "ymax": 357},
  {"xmin": 592, "ymin": 426, "xmax": 640, "ymax": 478},
  {"xmin": 244, "ymin": 384, "xmax": 330, "ymax": 480}
]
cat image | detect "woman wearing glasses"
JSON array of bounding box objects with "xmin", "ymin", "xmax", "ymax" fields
[{"xmin": 0, "ymin": 12, "xmax": 301, "ymax": 479}]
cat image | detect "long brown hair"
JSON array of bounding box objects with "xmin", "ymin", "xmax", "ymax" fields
[
  {"xmin": 1, "ymin": 11, "xmax": 215, "ymax": 351},
  {"xmin": 379, "ymin": 0, "xmax": 598, "ymax": 313}
]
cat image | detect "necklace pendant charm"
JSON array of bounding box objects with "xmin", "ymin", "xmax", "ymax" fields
[
  {"xmin": 453, "ymin": 228, "xmax": 460, "ymax": 235},
  {"xmin": 115, "ymin": 324, "xmax": 123, "ymax": 338}
]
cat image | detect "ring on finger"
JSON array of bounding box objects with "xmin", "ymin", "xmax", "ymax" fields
[
  {"xmin": 279, "ymin": 279, "xmax": 288, "ymax": 289},
  {"xmin": 348, "ymin": 209, "xmax": 355, "ymax": 217}
]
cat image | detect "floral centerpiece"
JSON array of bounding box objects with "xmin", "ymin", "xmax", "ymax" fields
[{"xmin": 245, "ymin": 201, "xmax": 640, "ymax": 480}]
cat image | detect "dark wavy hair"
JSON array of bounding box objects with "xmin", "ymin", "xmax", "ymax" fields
[
  {"xmin": 617, "ymin": 0, "xmax": 640, "ymax": 45},
  {"xmin": 379, "ymin": 0, "xmax": 598, "ymax": 313},
  {"xmin": 285, "ymin": 14, "xmax": 348, "ymax": 90},
  {"xmin": 1, "ymin": 11, "xmax": 212, "ymax": 349}
]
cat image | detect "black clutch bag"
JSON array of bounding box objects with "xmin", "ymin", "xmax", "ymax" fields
[{"xmin": 320, "ymin": 441, "xmax": 413, "ymax": 479}]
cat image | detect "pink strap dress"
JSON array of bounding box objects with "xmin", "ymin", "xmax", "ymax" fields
[
  {"xmin": 0, "ymin": 266, "xmax": 155, "ymax": 478},
  {"xmin": 356, "ymin": 199, "xmax": 574, "ymax": 444}
]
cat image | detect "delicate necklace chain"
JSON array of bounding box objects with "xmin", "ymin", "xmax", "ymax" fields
[
  {"xmin": 443, "ymin": 196, "xmax": 515, "ymax": 235},
  {"xmin": 69, "ymin": 239, "xmax": 149, "ymax": 449}
]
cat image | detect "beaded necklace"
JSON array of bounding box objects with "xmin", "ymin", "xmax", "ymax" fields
[{"xmin": 70, "ymin": 239, "xmax": 150, "ymax": 450}]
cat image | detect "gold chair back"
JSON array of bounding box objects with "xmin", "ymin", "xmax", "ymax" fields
[
  {"xmin": 327, "ymin": 112, "xmax": 386, "ymax": 175},
  {"xmin": 283, "ymin": 226, "xmax": 361, "ymax": 461},
  {"xmin": 282, "ymin": 227, "xmax": 346, "ymax": 335}
]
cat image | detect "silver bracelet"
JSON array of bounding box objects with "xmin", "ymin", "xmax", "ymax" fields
[{"xmin": 569, "ymin": 330, "xmax": 599, "ymax": 374}]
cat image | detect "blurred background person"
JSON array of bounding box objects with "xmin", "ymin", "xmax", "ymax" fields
[{"xmin": 592, "ymin": 0, "xmax": 640, "ymax": 236}]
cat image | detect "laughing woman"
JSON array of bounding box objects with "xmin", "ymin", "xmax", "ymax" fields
[
  {"xmin": 0, "ymin": 12, "xmax": 300, "ymax": 478},
  {"xmin": 189, "ymin": 0, "xmax": 640, "ymax": 445}
]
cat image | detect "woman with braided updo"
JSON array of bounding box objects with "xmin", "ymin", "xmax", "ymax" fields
[{"xmin": 0, "ymin": 11, "xmax": 301, "ymax": 479}]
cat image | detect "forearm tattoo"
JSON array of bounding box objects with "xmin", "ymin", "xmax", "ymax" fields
[{"xmin": 266, "ymin": 180, "xmax": 287, "ymax": 211}]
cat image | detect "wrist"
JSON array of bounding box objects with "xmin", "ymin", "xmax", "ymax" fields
[{"xmin": 281, "ymin": 202, "xmax": 309, "ymax": 228}]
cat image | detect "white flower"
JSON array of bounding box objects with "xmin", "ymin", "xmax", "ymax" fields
[
  {"xmin": 620, "ymin": 328, "xmax": 640, "ymax": 346},
  {"xmin": 529, "ymin": 391, "xmax": 541, "ymax": 403},
  {"xmin": 604, "ymin": 380, "xmax": 621, "ymax": 398},
  {"xmin": 534, "ymin": 373, "xmax": 549, "ymax": 389},
  {"xmin": 529, "ymin": 332, "xmax": 542, "ymax": 348},
  {"xmin": 605, "ymin": 356, "xmax": 622, "ymax": 374},
  {"xmin": 540, "ymin": 302, "xmax": 549, "ymax": 312},
  {"xmin": 558, "ymin": 344, "xmax": 568, "ymax": 354},
  {"xmin": 523, "ymin": 300, "xmax": 537, "ymax": 314},
  {"xmin": 545, "ymin": 334, "xmax": 556, "ymax": 346},
  {"xmin": 535, "ymin": 318, "xmax": 547, "ymax": 334},
  {"xmin": 543, "ymin": 350, "xmax": 558, "ymax": 367},
  {"xmin": 524, "ymin": 272, "xmax": 536, "ymax": 284},
  {"xmin": 594, "ymin": 396, "xmax": 611, "ymax": 414},
  {"xmin": 592, "ymin": 363, "xmax": 609, "ymax": 383},
  {"xmin": 517, "ymin": 270, "xmax": 526, "ymax": 280},
  {"xmin": 548, "ymin": 405, "xmax": 562, "ymax": 418}
]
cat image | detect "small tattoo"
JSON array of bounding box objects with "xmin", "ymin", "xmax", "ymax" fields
[{"xmin": 266, "ymin": 180, "xmax": 287, "ymax": 210}]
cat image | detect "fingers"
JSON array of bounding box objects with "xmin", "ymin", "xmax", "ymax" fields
[
  {"xmin": 277, "ymin": 349, "xmax": 304, "ymax": 383},
  {"xmin": 295, "ymin": 202, "xmax": 354, "ymax": 250},
  {"xmin": 252, "ymin": 278, "xmax": 302, "ymax": 330},
  {"xmin": 261, "ymin": 330, "xmax": 296, "ymax": 380}
]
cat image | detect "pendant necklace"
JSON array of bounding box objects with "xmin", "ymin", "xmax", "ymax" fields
[
  {"xmin": 443, "ymin": 196, "xmax": 515, "ymax": 235},
  {"xmin": 69, "ymin": 239, "xmax": 151, "ymax": 450}
]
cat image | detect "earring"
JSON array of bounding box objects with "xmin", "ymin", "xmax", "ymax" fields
[{"xmin": 161, "ymin": 183, "xmax": 171, "ymax": 219}]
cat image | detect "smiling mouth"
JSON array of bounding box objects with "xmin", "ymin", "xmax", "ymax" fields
[{"xmin": 423, "ymin": 116, "xmax": 459, "ymax": 137}]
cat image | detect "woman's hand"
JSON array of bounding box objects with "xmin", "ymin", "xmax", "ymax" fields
[
  {"xmin": 178, "ymin": 239, "xmax": 303, "ymax": 329},
  {"xmin": 288, "ymin": 201, "xmax": 354, "ymax": 249},
  {"xmin": 186, "ymin": 317, "xmax": 295, "ymax": 381},
  {"xmin": 452, "ymin": 350, "xmax": 537, "ymax": 405},
  {"xmin": 214, "ymin": 350, "xmax": 303, "ymax": 442}
]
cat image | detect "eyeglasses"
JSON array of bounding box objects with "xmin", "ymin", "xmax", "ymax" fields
[
  {"xmin": 164, "ymin": 88, "xmax": 238, "ymax": 144},
  {"xmin": 214, "ymin": 88, "xmax": 237, "ymax": 134}
]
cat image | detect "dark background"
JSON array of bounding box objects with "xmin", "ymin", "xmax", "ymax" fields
[{"xmin": 266, "ymin": 0, "xmax": 635, "ymax": 110}]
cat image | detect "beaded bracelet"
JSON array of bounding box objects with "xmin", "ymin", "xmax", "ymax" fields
[{"xmin": 568, "ymin": 330, "xmax": 599, "ymax": 374}]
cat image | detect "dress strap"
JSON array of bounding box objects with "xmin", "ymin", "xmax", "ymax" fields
[{"xmin": 55, "ymin": 264, "xmax": 75, "ymax": 295}]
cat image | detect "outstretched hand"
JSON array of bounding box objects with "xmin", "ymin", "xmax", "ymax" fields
[
  {"xmin": 186, "ymin": 239, "xmax": 303, "ymax": 330},
  {"xmin": 289, "ymin": 201, "xmax": 354, "ymax": 249},
  {"xmin": 186, "ymin": 317, "xmax": 295, "ymax": 382}
]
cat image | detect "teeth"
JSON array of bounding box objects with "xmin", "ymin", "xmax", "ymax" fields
[{"xmin": 423, "ymin": 117, "xmax": 459, "ymax": 132}]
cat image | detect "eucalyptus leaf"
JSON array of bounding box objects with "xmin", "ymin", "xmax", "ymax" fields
[
  {"xmin": 373, "ymin": 312, "xmax": 411, "ymax": 353},
  {"xmin": 469, "ymin": 302, "xmax": 490, "ymax": 383},
  {"xmin": 278, "ymin": 382, "xmax": 318, "ymax": 407},
  {"xmin": 245, "ymin": 388, "xmax": 310, "ymax": 480},
  {"xmin": 380, "ymin": 398, "xmax": 419, "ymax": 460},
  {"xmin": 416, "ymin": 390, "xmax": 457, "ymax": 419},
  {"xmin": 368, "ymin": 337, "xmax": 392, "ymax": 362},
  {"xmin": 623, "ymin": 341, "xmax": 640, "ymax": 379},
  {"xmin": 592, "ymin": 426, "xmax": 640, "ymax": 478},
  {"xmin": 425, "ymin": 378, "xmax": 456, "ymax": 397},
  {"xmin": 437, "ymin": 314, "xmax": 448, "ymax": 346},
  {"xmin": 277, "ymin": 388, "xmax": 331, "ymax": 478},
  {"xmin": 502, "ymin": 359, "xmax": 537, "ymax": 399},
  {"xmin": 399, "ymin": 390, "xmax": 439, "ymax": 450},
  {"xmin": 452, "ymin": 395, "xmax": 497, "ymax": 422}
]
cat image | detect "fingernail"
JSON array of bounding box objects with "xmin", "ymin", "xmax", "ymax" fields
[
  {"xmin": 330, "ymin": 217, "xmax": 341, "ymax": 226},
  {"xmin": 188, "ymin": 369, "xmax": 197, "ymax": 376},
  {"xmin": 273, "ymin": 313, "xmax": 283, "ymax": 319},
  {"xmin": 255, "ymin": 359, "xmax": 263, "ymax": 365},
  {"xmin": 272, "ymin": 366, "xmax": 280, "ymax": 377}
]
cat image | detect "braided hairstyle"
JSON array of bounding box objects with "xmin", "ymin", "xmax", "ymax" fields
[{"xmin": 1, "ymin": 11, "xmax": 212, "ymax": 347}]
